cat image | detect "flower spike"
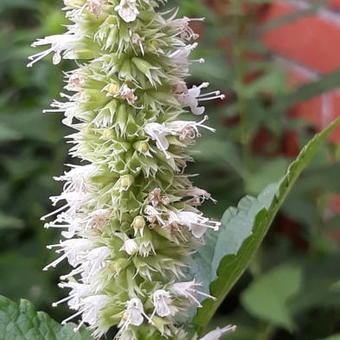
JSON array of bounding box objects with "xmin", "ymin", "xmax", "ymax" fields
[{"xmin": 29, "ymin": 0, "xmax": 223, "ymax": 338}]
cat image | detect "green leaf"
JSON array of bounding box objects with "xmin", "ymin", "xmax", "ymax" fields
[
  {"xmin": 0, "ymin": 296, "xmax": 94, "ymax": 340},
  {"xmin": 0, "ymin": 212, "xmax": 24, "ymax": 229},
  {"xmin": 191, "ymin": 118, "xmax": 340, "ymax": 335},
  {"xmin": 245, "ymin": 158, "xmax": 289, "ymax": 195},
  {"xmin": 0, "ymin": 124, "xmax": 21, "ymax": 142},
  {"xmin": 194, "ymin": 138, "xmax": 242, "ymax": 173},
  {"xmin": 242, "ymin": 67, "xmax": 287, "ymax": 99},
  {"xmin": 320, "ymin": 335, "xmax": 340, "ymax": 340},
  {"xmin": 271, "ymin": 70, "xmax": 340, "ymax": 116},
  {"xmin": 260, "ymin": 1, "xmax": 325, "ymax": 33},
  {"xmin": 241, "ymin": 264, "xmax": 302, "ymax": 330}
]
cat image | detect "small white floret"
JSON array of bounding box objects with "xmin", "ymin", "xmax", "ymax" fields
[{"xmin": 199, "ymin": 325, "xmax": 237, "ymax": 340}]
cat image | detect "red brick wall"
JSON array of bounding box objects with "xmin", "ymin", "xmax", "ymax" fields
[{"xmin": 259, "ymin": 1, "xmax": 340, "ymax": 142}]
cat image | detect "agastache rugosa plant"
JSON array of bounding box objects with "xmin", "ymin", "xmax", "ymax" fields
[{"xmin": 28, "ymin": 0, "xmax": 235, "ymax": 339}]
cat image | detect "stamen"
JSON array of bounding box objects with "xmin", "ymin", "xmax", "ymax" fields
[
  {"xmin": 61, "ymin": 310, "xmax": 83, "ymax": 325},
  {"xmin": 43, "ymin": 254, "xmax": 67, "ymax": 271},
  {"xmin": 41, "ymin": 204, "xmax": 69, "ymax": 220},
  {"xmin": 192, "ymin": 58, "xmax": 205, "ymax": 63},
  {"xmin": 73, "ymin": 319, "xmax": 86, "ymax": 332},
  {"xmin": 45, "ymin": 223, "xmax": 68, "ymax": 229},
  {"xmin": 27, "ymin": 48, "xmax": 53, "ymax": 68},
  {"xmin": 198, "ymin": 94, "xmax": 225, "ymax": 102},
  {"xmin": 60, "ymin": 266, "xmax": 83, "ymax": 280},
  {"xmin": 199, "ymin": 90, "xmax": 220, "ymax": 98},
  {"xmin": 189, "ymin": 17, "xmax": 205, "ymax": 22},
  {"xmin": 52, "ymin": 295, "xmax": 72, "ymax": 307},
  {"xmin": 43, "ymin": 109, "xmax": 65, "ymax": 113}
]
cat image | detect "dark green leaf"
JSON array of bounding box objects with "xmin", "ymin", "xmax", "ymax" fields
[
  {"xmin": 260, "ymin": 1, "xmax": 326, "ymax": 33},
  {"xmin": 191, "ymin": 119, "xmax": 340, "ymax": 335},
  {"xmin": 271, "ymin": 70, "xmax": 340, "ymax": 116},
  {"xmin": 241, "ymin": 264, "xmax": 302, "ymax": 330},
  {"xmin": 320, "ymin": 335, "xmax": 340, "ymax": 340},
  {"xmin": 0, "ymin": 124, "xmax": 21, "ymax": 142},
  {"xmin": 0, "ymin": 213, "xmax": 24, "ymax": 230},
  {"xmin": 0, "ymin": 296, "xmax": 94, "ymax": 340}
]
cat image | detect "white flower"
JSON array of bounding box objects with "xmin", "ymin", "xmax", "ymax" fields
[
  {"xmin": 81, "ymin": 295, "xmax": 110, "ymax": 326},
  {"xmin": 185, "ymin": 186, "xmax": 216, "ymax": 205},
  {"xmin": 87, "ymin": 0, "xmax": 105, "ymax": 17},
  {"xmin": 170, "ymin": 280, "xmax": 216, "ymax": 307},
  {"xmin": 62, "ymin": 294, "xmax": 110, "ymax": 332},
  {"xmin": 115, "ymin": 0, "xmax": 139, "ymax": 23},
  {"xmin": 44, "ymin": 238, "xmax": 92, "ymax": 270},
  {"xmin": 41, "ymin": 191, "xmax": 89, "ymax": 222},
  {"xmin": 54, "ymin": 164, "xmax": 97, "ymax": 193},
  {"xmin": 152, "ymin": 289, "xmax": 173, "ymax": 318},
  {"xmin": 119, "ymin": 298, "xmax": 150, "ymax": 332},
  {"xmin": 148, "ymin": 188, "xmax": 162, "ymax": 206},
  {"xmin": 66, "ymin": 73, "xmax": 86, "ymax": 91},
  {"xmin": 54, "ymin": 282, "xmax": 92, "ymax": 310},
  {"xmin": 147, "ymin": 188, "xmax": 170, "ymax": 206},
  {"xmin": 177, "ymin": 211, "xmax": 220, "ymax": 238},
  {"xmin": 144, "ymin": 205, "xmax": 166, "ymax": 226},
  {"xmin": 169, "ymin": 43, "xmax": 203, "ymax": 74},
  {"xmin": 27, "ymin": 34, "xmax": 78, "ymax": 67},
  {"xmin": 118, "ymin": 84, "xmax": 138, "ymax": 106},
  {"xmin": 199, "ymin": 325, "xmax": 237, "ymax": 340},
  {"xmin": 175, "ymin": 82, "xmax": 225, "ymax": 115},
  {"xmin": 169, "ymin": 17, "xmax": 204, "ymax": 40},
  {"xmin": 144, "ymin": 122, "xmax": 175, "ymax": 159},
  {"xmin": 42, "ymin": 99, "xmax": 78, "ymax": 127},
  {"xmin": 167, "ymin": 115, "xmax": 215, "ymax": 142},
  {"xmin": 81, "ymin": 246, "xmax": 112, "ymax": 280},
  {"xmin": 122, "ymin": 239, "xmax": 139, "ymax": 255},
  {"xmin": 88, "ymin": 209, "xmax": 110, "ymax": 227},
  {"xmin": 44, "ymin": 214, "xmax": 83, "ymax": 239}
]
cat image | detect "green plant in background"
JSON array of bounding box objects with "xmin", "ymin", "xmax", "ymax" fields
[
  {"xmin": 175, "ymin": 1, "xmax": 340, "ymax": 339},
  {"xmin": 1, "ymin": 0, "xmax": 340, "ymax": 340},
  {"xmin": 0, "ymin": 0, "xmax": 68, "ymax": 313}
]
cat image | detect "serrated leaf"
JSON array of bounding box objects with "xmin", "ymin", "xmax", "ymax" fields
[
  {"xmin": 0, "ymin": 296, "xmax": 94, "ymax": 340},
  {"xmin": 241, "ymin": 264, "xmax": 302, "ymax": 330},
  {"xmin": 191, "ymin": 118, "xmax": 340, "ymax": 335}
]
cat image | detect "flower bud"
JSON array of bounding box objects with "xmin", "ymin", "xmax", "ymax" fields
[
  {"xmin": 106, "ymin": 82, "xmax": 120, "ymax": 96},
  {"xmin": 109, "ymin": 258, "xmax": 129, "ymax": 275},
  {"xmin": 101, "ymin": 128, "xmax": 113, "ymax": 140},
  {"xmin": 133, "ymin": 141, "xmax": 149, "ymax": 153},
  {"xmin": 132, "ymin": 216, "xmax": 146, "ymax": 229},
  {"xmin": 119, "ymin": 175, "xmax": 134, "ymax": 191},
  {"xmin": 123, "ymin": 239, "xmax": 139, "ymax": 255}
]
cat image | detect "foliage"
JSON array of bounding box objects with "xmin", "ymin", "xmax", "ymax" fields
[
  {"xmin": 0, "ymin": 295, "xmax": 93, "ymax": 340},
  {"xmin": 191, "ymin": 119, "xmax": 339, "ymax": 335}
]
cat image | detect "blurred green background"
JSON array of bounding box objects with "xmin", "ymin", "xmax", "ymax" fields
[{"xmin": 1, "ymin": 0, "xmax": 340, "ymax": 339}]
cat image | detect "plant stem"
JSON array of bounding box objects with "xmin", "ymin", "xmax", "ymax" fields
[
  {"xmin": 256, "ymin": 323, "xmax": 275, "ymax": 340},
  {"xmin": 230, "ymin": 0, "xmax": 253, "ymax": 179}
]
